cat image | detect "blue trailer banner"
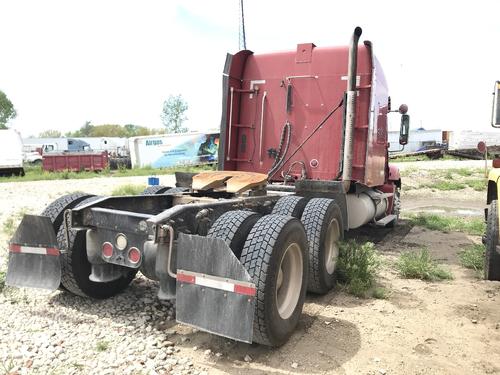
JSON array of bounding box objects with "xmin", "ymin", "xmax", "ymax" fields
[{"xmin": 130, "ymin": 133, "xmax": 219, "ymax": 169}]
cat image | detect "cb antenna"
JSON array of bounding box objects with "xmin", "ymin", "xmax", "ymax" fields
[{"xmin": 238, "ymin": 0, "xmax": 247, "ymax": 50}]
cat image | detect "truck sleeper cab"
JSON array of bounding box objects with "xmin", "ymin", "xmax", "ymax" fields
[{"xmin": 6, "ymin": 27, "xmax": 409, "ymax": 346}]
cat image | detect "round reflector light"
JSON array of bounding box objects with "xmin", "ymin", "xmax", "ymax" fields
[
  {"xmin": 115, "ymin": 233, "xmax": 128, "ymax": 251},
  {"xmin": 102, "ymin": 242, "xmax": 113, "ymax": 258},
  {"xmin": 128, "ymin": 247, "xmax": 141, "ymax": 264}
]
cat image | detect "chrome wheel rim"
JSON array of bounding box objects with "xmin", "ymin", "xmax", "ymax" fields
[
  {"xmin": 324, "ymin": 219, "xmax": 340, "ymax": 274},
  {"xmin": 276, "ymin": 242, "xmax": 303, "ymax": 320}
]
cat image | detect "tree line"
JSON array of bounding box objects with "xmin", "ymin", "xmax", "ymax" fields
[{"xmin": 0, "ymin": 90, "xmax": 189, "ymax": 137}]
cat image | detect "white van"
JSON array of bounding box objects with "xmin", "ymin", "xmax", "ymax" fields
[{"xmin": 0, "ymin": 129, "xmax": 24, "ymax": 176}]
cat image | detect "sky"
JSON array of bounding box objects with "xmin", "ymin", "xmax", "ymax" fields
[{"xmin": 1, "ymin": 0, "xmax": 500, "ymax": 137}]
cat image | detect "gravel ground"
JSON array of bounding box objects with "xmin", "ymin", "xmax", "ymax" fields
[
  {"xmin": 0, "ymin": 280, "xmax": 199, "ymax": 375},
  {"xmin": 0, "ymin": 174, "xmax": 205, "ymax": 375},
  {"xmin": 0, "ymin": 162, "xmax": 498, "ymax": 374}
]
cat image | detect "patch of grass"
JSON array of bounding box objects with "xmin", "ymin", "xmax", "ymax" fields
[
  {"xmin": 111, "ymin": 184, "xmax": 146, "ymax": 196},
  {"xmin": 0, "ymin": 164, "xmax": 216, "ymax": 183},
  {"xmin": 0, "ymin": 356, "xmax": 15, "ymax": 374},
  {"xmin": 371, "ymin": 287, "xmax": 388, "ymax": 299},
  {"xmin": 397, "ymin": 248, "xmax": 453, "ymax": 281},
  {"xmin": 337, "ymin": 241, "xmax": 380, "ymax": 298},
  {"xmin": 424, "ymin": 180, "xmax": 466, "ymax": 191},
  {"xmin": 442, "ymin": 154, "xmax": 468, "ymax": 161},
  {"xmin": 2, "ymin": 217, "xmax": 16, "ymax": 238},
  {"xmin": 95, "ymin": 340, "xmax": 110, "ymax": 352},
  {"xmin": 71, "ymin": 362, "xmax": 85, "ymax": 370},
  {"xmin": 458, "ymin": 244, "xmax": 484, "ymax": 275},
  {"xmin": 2, "ymin": 208, "xmax": 32, "ymax": 237},
  {"xmin": 399, "ymin": 166, "xmax": 419, "ymax": 178},
  {"xmin": 406, "ymin": 213, "xmax": 485, "ymax": 236},
  {"xmin": 454, "ymin": 168, "xmax": 475, "ymax": 177},
  {"xmin": 464, "ymin": 179, "xmax": 487, "ymax": 191},
  {"xmin": 0, "ymin": 269, "xmax": 5, "ymax": 293}
]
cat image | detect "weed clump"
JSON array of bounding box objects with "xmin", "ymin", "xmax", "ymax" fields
[
  {"xmin": 458, "ymin": 244, "xmax": 484, "ymax": 276},
  {"xmin": 397, "ymin": 248, "xmax": 453, "ymax": 281},
  {"xmin": 406, "ymin": 213, "xmax": 485, "ymax": 236},
  {"xmin": 111, "ymin": 184, "xmax": 146, "ymax": 196},
  {"xmin": 337, "ymin": 241, "xmax": 381, "ymax": 297}
]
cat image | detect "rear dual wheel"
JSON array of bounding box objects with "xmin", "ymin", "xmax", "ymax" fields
[
  {"xmin": 241, "ymin": 215, "xmax": 308, "ymax": 346},
  {"xmin": 208, "ymin": 211, "xmax": 308, "ymax": 346},
  {"xmin": 57, "ymin": 196, "xmax": 137, "ymax": 298},
  {"xmin": 42, "ymin": 193, "xmax": 136, "ymax": 298},
  {"xmin": 273, "ymin": 195, "xmax": 344, "ymax": 294},
  {"xmin": 301, "ymin": 198, "xmax": 344, "ymax": 294}
]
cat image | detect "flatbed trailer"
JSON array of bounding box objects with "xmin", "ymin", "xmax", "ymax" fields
[{"xmin": 6, "ymin": 27, "xmax": 410, "ymax": 346}]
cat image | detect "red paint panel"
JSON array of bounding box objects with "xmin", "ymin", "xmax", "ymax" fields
[
  {"xmin": 42, "ymin": 152, "xmax": 108, "ymax": 172},
  {"xmin": 220, "ymin": 42, "xmax": 391, "ymax": 187}
]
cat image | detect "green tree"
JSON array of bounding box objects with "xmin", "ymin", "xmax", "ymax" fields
[
  {"xmin": 38, "ymin": 129, "xmax": 62, "ymax": 137},
  {"xmin": 161, "ymin": 94, "xmax": 188, "ymax": 133},
  {"xmin": 79, "ymin": 121, "xmax": 94, "ymax": 136},
  {"xmin": 123, "ymin": 124, "xmax": 162, "ymax": 137},
  {"xmin": 90, "ymin": 124, "xmax": 127, "ymax": 137},
  {"xmin": 0, "ymin": 90, "xmax": 17, "ymax": 129},
  {"xmin": 66, "ymin": 123, "xmax": 163, "ymax": 137}
]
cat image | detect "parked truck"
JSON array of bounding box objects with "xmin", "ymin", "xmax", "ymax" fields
[
  {"xmin": 0, "ymin": 129, "xmax": 24, "ymax": 176},
  {"xmin": 23, "ymin": 137, "xmax": 91, "ymax": 153},
  {"xmin": 484, "ymin": 80, "xmax": 500, "ymax": 281},
  {"xmin": 6, "ymin": 27, "xmax": 410, "ymax": 346}
]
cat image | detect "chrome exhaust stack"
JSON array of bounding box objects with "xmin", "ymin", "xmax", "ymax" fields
[{"xmin": 342, "ymin": 26, "xmax": 362, "ymax": 192}]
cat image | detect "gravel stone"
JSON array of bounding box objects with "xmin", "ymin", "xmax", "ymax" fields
[{"xmin": 0, "ymin": 271, "xmax": 200, "ymax": 375}]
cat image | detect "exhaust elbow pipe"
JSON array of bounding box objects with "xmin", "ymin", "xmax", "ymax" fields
[{"xmin": 342, "ymin": 26, "xmax": 362, "ymax": 192}]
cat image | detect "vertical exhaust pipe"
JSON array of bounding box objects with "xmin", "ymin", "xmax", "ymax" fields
[{"xmin": 342, "ymin": 26, "xmax": 362, "ymax": 192}]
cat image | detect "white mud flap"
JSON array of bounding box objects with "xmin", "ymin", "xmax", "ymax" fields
[
  {"xmin": 6, "ymin": 215, "xmax": 61, "ymax": 291},
  {"xmin": 175, "ymin": 234, "xmax": 256, "ymax": 343}
]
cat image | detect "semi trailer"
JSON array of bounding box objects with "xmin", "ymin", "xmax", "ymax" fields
[
  {"xmin": 0, "ymin": 129, "xmax": 24, "ymax": 176},
  {"xmin": 6, "ymin": 27, "xmax": 410, "ymax": 346}
]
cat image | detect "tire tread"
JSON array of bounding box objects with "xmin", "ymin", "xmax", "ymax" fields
[
  {"xmin": 272, "ymin": 195, "xmax": 308, "ymax": 218},
  {"xmin": 485, "ymin": 200, "xmax": 500, "ymax": 280},
  {"xmin": 301, "ymin": 198, "xmax": 342, "ymax": 294},
  {"xmin": 240, "ymin": 214, "xmax": 294, "ymax": 346}
]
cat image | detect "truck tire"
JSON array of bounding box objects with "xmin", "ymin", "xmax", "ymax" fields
[
  {"xmin": 207, "ymin": 210, "xmax": 261, "ymax": 258},
  {"xmin": 240, "ymin": 214, "xmax": 308, "ymax": 346},
  {"xmin": 386, "ymin": 187, "xmax": 401, "ymax": 228},
  {"xmin": 41, "ymin": 192, "xmax": 95, "ymax": 238},
  {"xmin": 301, "ymin": 198, "xmax": 344, "ymax": 294},
  {"xmin": 485, "ymin": 200, "xmax": 500, "ymax": 281},
  {"xmin": 141, "ymin": 185, "xmax": 172, "ymax": 195},
  {"xmin": 41, "ymin": 193, "xmax": 96, "ymax": 291},
  {"xmin": 58, "ymin": 196, "xmax": 137, "ymax": 298},
  {"xmin": 272, "ymin": 195, "xmax": 309, "ymax": 218}
]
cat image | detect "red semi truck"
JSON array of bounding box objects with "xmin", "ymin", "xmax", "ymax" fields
[{"xmin": 6, "ymin": 27, "xmax": 409, "ymax": 346}]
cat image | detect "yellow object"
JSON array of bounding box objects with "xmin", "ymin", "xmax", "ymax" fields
[{"xmin": 488, "ymin": 168, "xmax": 500, "ymax": 223}]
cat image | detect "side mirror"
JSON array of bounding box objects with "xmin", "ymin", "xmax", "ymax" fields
[
  {"xmin": 399, "ymin": 114, "xmax": 410, "ymax": 145},
  {"xmin": 492, "ymin": 81, "xmax": 500, "ymax": 128}
]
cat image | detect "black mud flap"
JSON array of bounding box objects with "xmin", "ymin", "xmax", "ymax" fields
[
  {"xmin": 175, "ymin": 234, "xmax": 256, "ymax": 343},
  {"xmin": 6, "ymin": 215, "xmax": 61, "ymax": 291}
]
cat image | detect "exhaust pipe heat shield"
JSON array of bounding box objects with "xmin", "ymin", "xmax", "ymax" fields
[{"xmin": 6, "ymin": 215, "xmax": 61, "ymax": 291}]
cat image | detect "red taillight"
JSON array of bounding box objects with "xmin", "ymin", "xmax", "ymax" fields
[
  {"xmin": 127, "ymin": 247, "xmax": 141, "ymax": 264},
  {"xmin": 102, "ymin": 242, "xmax": 113, "ymax": 258}
]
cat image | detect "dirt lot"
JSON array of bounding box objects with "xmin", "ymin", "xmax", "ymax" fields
[{"xmin": 1, "ymin": 161, "xmax": 500, "ymax": 374}]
